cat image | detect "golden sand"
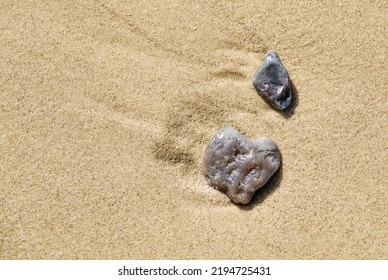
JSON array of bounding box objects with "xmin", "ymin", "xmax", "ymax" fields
[{"xmin": 0, "ymin": 1, "xmax": 387, "ymax": 259}]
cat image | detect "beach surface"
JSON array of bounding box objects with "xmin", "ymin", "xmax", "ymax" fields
[{"xmin": 0, "ymin": 0, "xmax": 387, "ymax": 259}]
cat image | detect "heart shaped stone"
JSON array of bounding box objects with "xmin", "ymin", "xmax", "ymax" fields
[
  {"xmin": 203, "ymin": 127, "xmax": 281, "ymax": 204},
  {"xmin": 253, "ymin": 50, "xmax": 293, "ymax": 110}
]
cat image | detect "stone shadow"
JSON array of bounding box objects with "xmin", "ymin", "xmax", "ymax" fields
[{"xmin": 237, "ymin": 154, "xmax": 283, "ymax": 210}]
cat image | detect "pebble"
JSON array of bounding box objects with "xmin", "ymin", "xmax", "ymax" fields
[
  {"xmin": 203, "ymin": 127, "xmax": 281, "ymax": 204},
  {"xmin": 253, "ymin": 50, "xmax": 293, "ymax": 110}
]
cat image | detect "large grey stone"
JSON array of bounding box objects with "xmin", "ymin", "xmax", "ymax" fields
[{"xmin": 203, "ymin": 127, "xmax": 281, "ymax": 204}]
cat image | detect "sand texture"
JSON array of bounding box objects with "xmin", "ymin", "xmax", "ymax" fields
[{"xmin": 1, "ymin": 0, "xmax": 387, "ymax": 259}]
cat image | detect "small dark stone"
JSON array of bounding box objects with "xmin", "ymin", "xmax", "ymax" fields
[
  {"xmin": 253, "ymin": 50, "xmax": 293, "ymax": 110},
  {"xmin": 203, "ymin": 127, "xmax": 281, "ymax": 204}
]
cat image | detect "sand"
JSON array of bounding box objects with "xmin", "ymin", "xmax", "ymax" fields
[{"xmin": 0, "ymin": 0, "xmax": 387, "ymax": 259}]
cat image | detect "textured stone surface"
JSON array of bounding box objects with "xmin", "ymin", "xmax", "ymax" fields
[
  {"xmin": 253, "ymin": 50, "xmax": 293, "ymax": 110},
  {"xmin": 203, "ymin": 127, "xmax": 281, "ymax": 204}
]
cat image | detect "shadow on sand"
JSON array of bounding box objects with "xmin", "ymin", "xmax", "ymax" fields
[{"xmin": 237, "ymin": 156, "xmax": 283, "ymax": 211}]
